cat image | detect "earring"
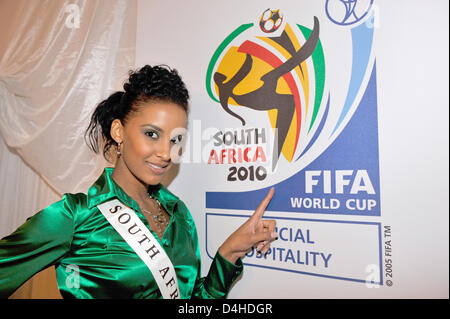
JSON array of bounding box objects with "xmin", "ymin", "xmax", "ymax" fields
[{"xmin": 117, "ymin": 141, "xmax": 123, "ymax": 157}]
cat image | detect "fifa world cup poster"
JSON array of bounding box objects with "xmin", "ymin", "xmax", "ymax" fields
[
  {"xmin": 137, "ymin": 0, "xmax": 449, "ymax": 298},
  {"xmin": 204, "ymin": 3, "xmax": 381, "ymax": 286}
]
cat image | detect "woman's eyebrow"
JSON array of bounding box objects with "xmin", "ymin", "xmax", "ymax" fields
[{"xmin": 141, "ymin": 124, "xmax": 164, "ymax": 133}]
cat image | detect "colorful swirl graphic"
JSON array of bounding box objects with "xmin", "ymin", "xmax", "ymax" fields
[{"xmin": 206, "ymin": 13, "xmax": 326, "ymax": 169}]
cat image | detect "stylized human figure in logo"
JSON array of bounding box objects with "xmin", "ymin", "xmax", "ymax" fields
[{"xmin": 213, "ymin": 17, "xmax": 320, "ymax": 170}]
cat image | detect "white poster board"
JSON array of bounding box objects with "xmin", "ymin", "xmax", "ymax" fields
[{"xmin": 136, "ymin": 0, "xmax": 448, "ymax": 298}]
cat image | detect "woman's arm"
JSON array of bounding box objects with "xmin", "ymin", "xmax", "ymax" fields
[
  {"xmin": 0, "ymin": 196, "xmax": 74, "ymax": 298},
  {"xmin": 190, "ymin": 188, "xmax": 277, "ymax": 299}
]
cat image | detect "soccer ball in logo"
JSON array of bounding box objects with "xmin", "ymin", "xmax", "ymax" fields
[{"xmin": 259, "ymin": 8, "xmax": 283, "ymax": 33}]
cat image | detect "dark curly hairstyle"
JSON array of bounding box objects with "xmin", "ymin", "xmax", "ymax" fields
[{"xmin": 85, "ymin": 64, "xmax": 189, "ymax": 162}]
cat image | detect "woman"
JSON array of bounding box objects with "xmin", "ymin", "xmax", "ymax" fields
[{"xmin": 0, "ymin": 65, "xmax": 277, "ymax": 299}]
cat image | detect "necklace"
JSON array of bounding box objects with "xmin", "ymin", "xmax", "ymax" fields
[{"xmin": 141, "ymin": 194, "xmax": 169, "ymax": 239}]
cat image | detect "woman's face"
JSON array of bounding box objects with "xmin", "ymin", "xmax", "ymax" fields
[{"xmin": 112, "ymin": 101, "xmax": 187, "ymax": 186}]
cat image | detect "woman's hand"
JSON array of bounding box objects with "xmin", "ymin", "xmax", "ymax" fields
[{"xmin": 219, "ymin": 188, "xmax": 277, "ymax": 264}]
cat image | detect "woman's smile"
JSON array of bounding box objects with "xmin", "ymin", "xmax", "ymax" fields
[{"xmin": 145, "ymin": 161, "xmax": 170, "ymax": 175}]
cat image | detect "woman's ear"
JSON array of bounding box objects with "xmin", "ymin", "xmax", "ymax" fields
[{"xmin": 110, "ymin": 119, "xmax": 124, "ymax": 143}]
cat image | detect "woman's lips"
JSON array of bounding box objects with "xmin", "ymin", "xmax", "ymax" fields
[{"xmin": 145, "ymin": 162, "xmax": 169, "ymax": 175}]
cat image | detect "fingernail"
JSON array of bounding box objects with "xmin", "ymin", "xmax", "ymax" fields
[{"xmin": 271, "ymin": 232, "xmax": 278, "ymax": 239}]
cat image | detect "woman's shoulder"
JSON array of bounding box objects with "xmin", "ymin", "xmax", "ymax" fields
[
  {"xmin": 33, "ymin": 192, "xmax": 87, "ymax": 219},
  {"xmin": 61, "ymin": 192, "xmax": 89, "ymax": 211},
  {"xmin": 17, "ymin": 193, "xmax": 87, "ymax": 237},
  {"xmin": 57, "ymin": 192, "xmax": 94, "ymax": 226}
]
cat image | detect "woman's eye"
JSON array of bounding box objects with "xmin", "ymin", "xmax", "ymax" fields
[{"xmin": 145, "ymin": 131, "xmax": 159, "ymax": 139}]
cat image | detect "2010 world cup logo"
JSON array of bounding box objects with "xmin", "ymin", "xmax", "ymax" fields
[
  {"xmin": 205, "ymin": 3, "xmax": 382, "ymax": 283},
  {"xmin": 206, "ymin": 9, "xmax": 326, "ymax": 172}
]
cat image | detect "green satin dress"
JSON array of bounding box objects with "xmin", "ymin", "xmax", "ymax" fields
[{"xmin": 0, "ymin": 168, "xmax": 243, "ymax": 298}]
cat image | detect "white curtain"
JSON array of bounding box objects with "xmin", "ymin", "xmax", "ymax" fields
[{"xmin": 0, "ymin": 0, "xmax": 136, "ymax": 241}]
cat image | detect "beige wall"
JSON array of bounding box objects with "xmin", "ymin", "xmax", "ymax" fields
[{"xmin": 9, "ymin": 267, "xmax": 62, "ymax": 299}]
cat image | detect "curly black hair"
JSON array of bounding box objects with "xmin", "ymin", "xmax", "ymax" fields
[{"xmin": 85, "ymin": 64, "xmax": 189, "ymax": 162}]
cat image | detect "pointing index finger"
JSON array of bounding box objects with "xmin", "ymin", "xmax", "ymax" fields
[{"xmin": 252, "ymin": 187, "xmax": 274, "ymax": 220}]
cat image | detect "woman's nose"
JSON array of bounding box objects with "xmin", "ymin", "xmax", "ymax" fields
[{"xmin": 155, "ymin": 140, "xmax": 171, "ymax": 161}]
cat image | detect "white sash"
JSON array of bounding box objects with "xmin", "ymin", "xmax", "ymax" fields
[{"xmin": 97, "ymin": 199, "xmax": 180, "ymax": 299}]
